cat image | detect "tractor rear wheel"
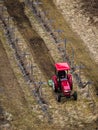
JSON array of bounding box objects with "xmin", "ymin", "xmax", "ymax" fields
[
  {"xmin": 73, "ymin": 91, "xmax": 77, "ymax": 100},
  {"xmin": 52, "ymin": 82, "xmax": 57, "ymax": 92},
  {"xmin": 57, "ymin": 95, "xmax": 61, "ymax": 102}
]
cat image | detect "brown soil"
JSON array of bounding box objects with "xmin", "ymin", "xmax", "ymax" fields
[
  {"xmin": 0, "ymin": 38, "xmax": 56, "ymax": 130},
  {"xmin": 80, "ymin": 0, "xmax": 98, "ymax": 17},
  {"xmin": 78, "ymin": 0, "xmax": 98, "ymax": 27},
  {"xmin": 0, "ymin": 40, "xmax": 29, "ymax": 129},
  {"xmin": 0, "ymin": 40, "xmax": 27, "ymax": 110},
  {"xmin": 4, "ymin": 0, "xmax": 98, "ymax": 92},
  {"xmin": 2, "ymin": 0, "xmax": 98, "ymax": 130},
  {"xmin": 38, "ymin": 0, "xmax": 98, "ymax": 93},
  {"xmin": 4, "ymin": 0, "xmax": 55, "ymax": 80}
]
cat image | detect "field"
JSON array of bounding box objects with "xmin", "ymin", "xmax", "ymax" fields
[{"xmin": 0, "ymin": 0, "xmax": 98, "ymax": 130}]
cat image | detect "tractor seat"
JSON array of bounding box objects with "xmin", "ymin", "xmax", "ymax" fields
[{"xmin": 58, "ymin": 70, "xmax": 66, "ymax": 79}]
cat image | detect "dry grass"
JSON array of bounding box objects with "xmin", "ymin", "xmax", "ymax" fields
[
  {"xmin": 0, "ymin": 24, "xmax": 49, "ymax": 130},
  {"xmin": 0, "ymin": 40, "xmax": 30, "ymax": 129},
  {"xmin": 80, "ymin": 0, "xmax": 98, "ymax": 17},
  {"xmin": 0, "ymin": 28, "xmax": 59, "ymax": 130},
  {"xmin": 39, "ymin": 0, "xmax": 98, "ymax": 92},
  {"xmin": 77, "ymin": 0, "xmax": 98, "ymax": 27},
  {"xmin": 4, "ymin": 0, "xmax": 55, "ymax": 80},
  {"xmin": 1, "ymin": 0, "xmax": 98, "ymax": 129},
  {"xmin": 2, "ymin": 0, "xmax": 62, "ymax": 129}
]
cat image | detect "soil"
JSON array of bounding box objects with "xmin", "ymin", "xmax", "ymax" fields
[
  {"xmin": 0, "ymin": 39, "xmax": 28, "ymax": 129},
  {"xmin": 80, "ymin": 0, "xmax": 98, "ymax": 26},
  {"xmin": 53, "ymin": 0, "xmax": 98, "ymax": 92},
  {"xmin": 4, "ymin": 0, "xmax": 55, "ymax": 80},
  {"xmin": 0, "ymin": 40, "xmax": 27, "ymax": 109},
  {"xmin": 54, "ymin": 0, "xmax": 98, "ymax": 62},
  {"xmin": 0, "ymin": 0, "xmax": 98, "ymax": 130}
]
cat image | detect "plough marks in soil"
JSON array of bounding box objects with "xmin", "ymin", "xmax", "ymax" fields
[
  {"xmin": 4, "ymin": 0, "xmax": 54, "ymax": 79},
  {"xmin": 3, "ymin": 0, "xmax": 98, "ymax": 130},
  {"xmin": 0, "ymin": 40, "xmax": 27, "ymax": 110}
]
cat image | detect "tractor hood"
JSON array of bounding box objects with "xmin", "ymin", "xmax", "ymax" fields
[{"xmin": 61, "ymin": 80, "xmax": 71, "ymax": 91}]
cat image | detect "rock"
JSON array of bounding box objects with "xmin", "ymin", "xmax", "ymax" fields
[
  {"xmin": 4, "ymin": 112, "xmax": 13, "ymax": 122},
  {"xmin": 93, "ymin": 17, "xmax": 98, "ymax": 23},
  {"xmin": 2, "ymin": 123, "xmax": 10, "ymax": 128},
  {"xmin": 38, "ymin": 115, "xmax": 43, "ymax": 120}
]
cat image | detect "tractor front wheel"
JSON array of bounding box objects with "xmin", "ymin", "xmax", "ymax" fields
[
  {"xmin": 57, "ymin": 95, "xmax": 61, "ymax": 102},
  {"xmin": 73, "ymin": 91, "xmax": 77, "ymax": 100}
]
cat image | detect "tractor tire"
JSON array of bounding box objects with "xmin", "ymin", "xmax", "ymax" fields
[
  {"xmin": 52, "ymin": 82, "xmax": 57, "ymax": 92},
  {"xmin": 57, "ymin": 95, "xmax": 61, "ymax": 102},
  {"xmin": 73, "ymin": 91, "xmax": 77, "ymax": 100},
  {"xmin": 71, "ymin": 85, "xmax": 73, "ymax": 90}
]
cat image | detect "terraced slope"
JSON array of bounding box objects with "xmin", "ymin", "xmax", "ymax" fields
[
  {"xmin": 37, "ymin": 0, "xmax": 98, "ymax": 92},
  {"xmin": 4, "ymin": 0, "xmax": 54, "ymax": 80},
  {"xmin": 0, "ymin": 30, "xmax": 56, "ymax": 130},
  {"xmin": 1, "ymin": 0, "xmax": 98, "ymax": 130},
  {"xmin": 0, "ymin": 40, "xmax": 32, "ymax": 129}
]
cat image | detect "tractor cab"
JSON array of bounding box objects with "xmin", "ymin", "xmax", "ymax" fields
[
  {"xmin": 55, "ymin": 63, "xmax": 69, "ymax": 81},
  {"xmin": 58, "ymin": 70, "xmax": 67, "ymax": 80},
  {"xmin": 55, "ymin": 62, "xmax": 71, "ymax": 90},
  {"xmin": 48, "ymin": 62, "xmax": 77, "ymax": 102},
  {"xmin": 55, "ymin": 62, "xmax": 70, "ymax": 81}
]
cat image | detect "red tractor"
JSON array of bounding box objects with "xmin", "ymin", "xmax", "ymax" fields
[{"xmin": 48, "ymin": 62, "xmax": 77, "ymax": 102}]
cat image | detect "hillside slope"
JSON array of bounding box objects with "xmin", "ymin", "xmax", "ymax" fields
[
  {"xmin": 0, "ymin": 0, "xmax": 98, "ymax": 130},
  {"xmin": 54, "ymin": 0, "xmax": 98, "ymax": 63}
]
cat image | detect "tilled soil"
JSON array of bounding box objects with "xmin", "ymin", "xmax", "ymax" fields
[
  {"xmin": 80, "ymin": 0, "xmax": 98, "ymax": 26},
  {"xmin": 4, "ymin": 0, "xmax": 54, "ymax": 80},
  {"xmin": 53, "ymin": 0, "xmax": 98, "ymax": 92},
  {"xmin": 0, "ymin": 40, "xmax": 30, "ymax": 129},
  {"xmin": 2, "ymin": 0, "xmax": 98, "ymax": 130},
  {"xmin": 0, "ymin": 40, "xmax": 27, "ymax": 109}
]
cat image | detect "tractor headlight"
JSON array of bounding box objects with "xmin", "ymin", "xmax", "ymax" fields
[{"xmin": 64, "ymin": 90, "xmax": 70, "ymax": 92}]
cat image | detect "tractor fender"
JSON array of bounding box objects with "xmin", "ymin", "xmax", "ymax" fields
[
  {"xmin": 52, "ymin": 81, "xmax": 55, "ymax": 91},
  {"xmin": 68, "ymin": 74, "xmax": 73, "ymax": 89},
  {"xmin": 52, "ymin": 75, "xmax": 58, "ymax": 88},
  {"xmin": 52, "ymin": 75, "xmax": 58, "ymax": 92}
]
